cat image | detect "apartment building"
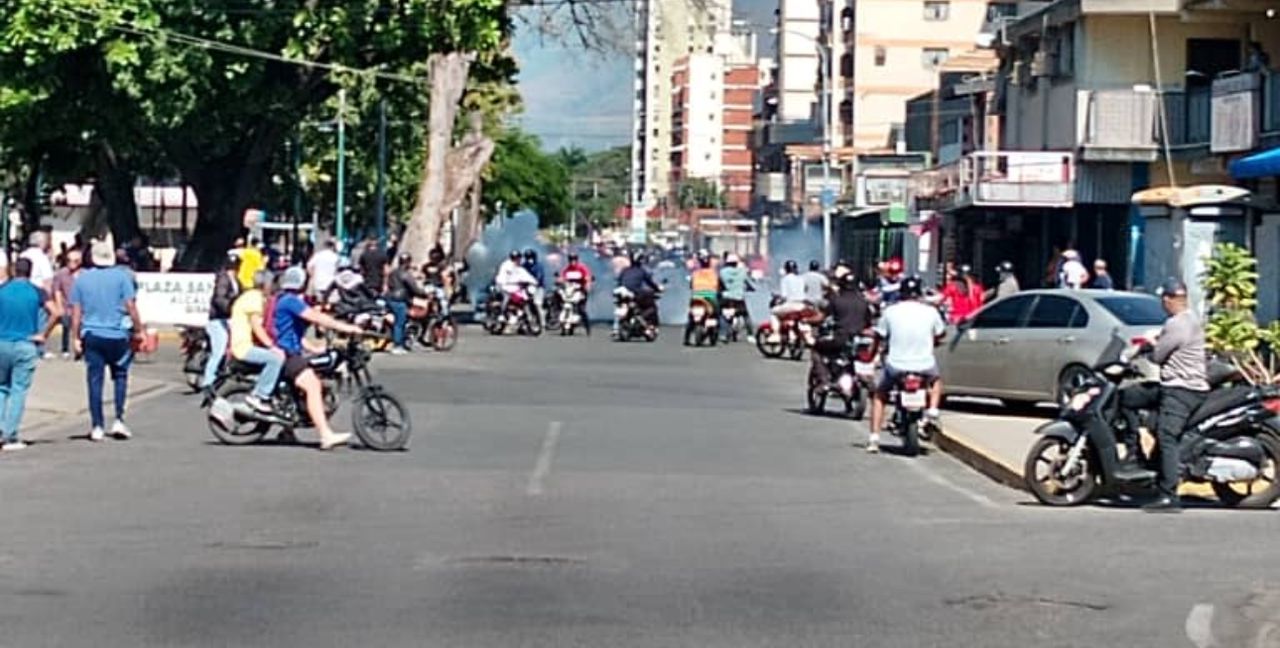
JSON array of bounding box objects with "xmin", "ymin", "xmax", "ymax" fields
[{"xmin": 630, "ymin": 0, "xmax": 734, "ymax": 239}]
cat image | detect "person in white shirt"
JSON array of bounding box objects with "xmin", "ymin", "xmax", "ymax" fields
[
  {"xmin": 1059, "ymin": 250, "xmax": 1089, "ymax": 289},
  {"xmin": 20, "ymin": 231, "xmax": 54, "ymax": 291},
  {"xmin": 495, "ymin": 250, "xmax": 538, "ymax": 315},
  {"xmin": 766, "ymin": 259, "xmax": 812, "ymax": 341},
  {"xmin": 868, "ymin": 276, "xmax": 947, "ymax": 453},
  {"xmin": 307, "ymin": 239, "xmax": 340, "ymax": 298}
]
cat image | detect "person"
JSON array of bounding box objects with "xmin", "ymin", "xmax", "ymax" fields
[
  {"xmin": 560, "ymin": 251, "xmax": 593, "ymax": 335},
  {"xmin": 420, "ymin": 247, "xmax": 455, "ymax": 317},
  {"xmin": 868, "ymin": 276, "xmax": 946, "ymax": 453},
  {"xmin": 616, "ymin": 250, "xmax": 661, "ymax": 333},
  {"xmin": 0, "ymin": 258, "xmax": 60, "ymax": 451},
  {"xmin": 801, "ymin": 260, "xmax": 830, "ymax": 309},
  {"xmin": 942, "ymin": 265, "xmax": 980, "ymax": 324},
  {"xmin": 51, "ymin": 248, "xmax": 82, "ymax": 359},
  {"xmin": 325, "ymin": 258, "xmax": 380, "ymax": 319},
  {"xmin": 877, "ymin": 257, "xmax": 904, "ymax": 305},
  {"xmin": 200, "ymin": 252, "xmax": 241, "ymax": 390},
  {"xmin": 686, "ymin": 251, "xmax": 721, "ymax": 346},
  {"xmin": 358, "ymin": 234, "xmax": 389, "ymax": 295},
  {"xmin": 1058, "ymin": 250, "xmax": 1089, "ymax": 289},
  {"xmin": 1246, "ymin": 41, "xmax": 1272, "ymax": 73},
  {"xmin": 495, "ymin": 250, "xmax": 539, "ymax": 319},
  {"xmin": 20, "ymin": 231, "xmax": 55, "ymax": 292},
  {"xmin": 237, "ymin": 236, "xmax": 265, "ymax": 290},
  {"xmin": 385, "ymin": 252, "xmax": 432, "ymax": 354},
  {"xmin": 307, "ymin": 239, "xmax": 341, "ymax": 300},
  {"xmin": 771, "ymin": 259, "xmax": 809, "ymax": 319},
  {"xmin": 271, "ymin": 266, "xmax": 365, "ymax": 450},
  {"xmin": 523, "ymin": 248, "xmax": 547, "ymax": 323},
  {"xmin": 261, "ymin": 237, "xmax": 281, "ymax": 271},
  {"xmin": 985, "ymin": 261, "xmax": 1020, "ymax": 301},
  {"xmin": 227, "ymin": 270, "xmax": 285, "ymax": 413},
  {"xmin": 811, "ymin": 271, "xmax": 873, "ymax": 388},
  {"xmin": 719, "ymin": 253, "xmax": 754, "ymax": 342},
  {"xmin": 71, "ymin": 240, "xmax": 144, "ymax": 442},
  {"xmin": 1118, "ymin": 279, "xmax": 1209, "ymax": 512},
  {"xmin": 1090, "ymin": 259, "xmax": 1114, "ymax": 290}
]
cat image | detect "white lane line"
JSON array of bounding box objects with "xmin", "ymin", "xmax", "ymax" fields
[
  {"xmin": 526, "ymin": 421, "xmax": 562, "ymax": 496},
  {"xmin": 904, "ymin": 457, "xmax": 999, "ymax": 509},
  {"xmin": 1185, "ymin": 603, "xmax": 1215, "ymax": 648}
]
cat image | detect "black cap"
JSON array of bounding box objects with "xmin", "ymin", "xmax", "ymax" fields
[{"xmin": 1158, "ymin": 278, "xmax": 1188, "ymax": 297}]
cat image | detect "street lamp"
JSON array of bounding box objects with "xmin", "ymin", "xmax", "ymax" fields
[{"xmin": 771, "ymin": 27, "xmax": 834, "ymax": 268}]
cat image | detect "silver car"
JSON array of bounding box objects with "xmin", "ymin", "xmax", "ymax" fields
[{"xmin": 937, "ymin": 289, "xmax": 1166, "ymax": 404}]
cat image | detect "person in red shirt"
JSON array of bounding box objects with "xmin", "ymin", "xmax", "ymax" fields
[
  {"xmin": 941, "ymin": 266, "xmax": 979, "ymax": 324},
  {"xmin": 560, "ymin": 251, "xmax": 593, "ymax": 334}
]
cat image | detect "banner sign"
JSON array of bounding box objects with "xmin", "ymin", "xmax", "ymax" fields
[{"xmin": 135, "ymin": 272, "xmax": 214, "ymax": 327}]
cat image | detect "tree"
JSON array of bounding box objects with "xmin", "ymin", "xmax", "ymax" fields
[
  {"xmin": 484, "ymin": 128, "xmax": 570, "ymax": 225},
  {"xmin": 1203, "ymin": 242, "xmax": 1280, "ymax": 384},
  {"xmin": 677, "ymin": 177, "xmax": 723, "ymax": 210}
]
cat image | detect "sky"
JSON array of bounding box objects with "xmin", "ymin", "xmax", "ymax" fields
[{"xmin": 513, "ymin": 0, "xmax": 775, "ymax": 153}]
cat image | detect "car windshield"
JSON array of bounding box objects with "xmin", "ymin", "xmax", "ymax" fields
[{"xmin": 1096, "ymin": 295, "xmax": 1166, "ymax": 326}]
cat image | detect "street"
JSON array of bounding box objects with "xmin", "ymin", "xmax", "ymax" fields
[{"xmin": 1, "ymin": 330, "xmax": 1279, "ymax": 647}]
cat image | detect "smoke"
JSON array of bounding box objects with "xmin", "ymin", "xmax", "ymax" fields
[{"xmin": 463, "ymin": 210, "xmax": 543, "ymax": 303}]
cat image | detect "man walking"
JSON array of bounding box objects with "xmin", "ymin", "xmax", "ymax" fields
[
  {"xmin": 71, "ymin": 240, "xmax": 144, "ymax": 442},
  {"xmin": 0, "ymin": 258, "xmax": 60, "ymax": 451},
  {"xmin": 51, "ymin": 249, "xmax": 82, "ymax": 359}
]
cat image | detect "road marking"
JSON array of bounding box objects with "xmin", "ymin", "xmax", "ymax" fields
[
  {"xmin": 904, "ymin": 457, "xmax": 998, "ymax": 509},
  {"xmin": 526, "ymin": 421, "xmax": 562, "ymax": 496},
  {"xmin": 1185, "ymin": 603, "xmax": 1215, "ymax": 648}
]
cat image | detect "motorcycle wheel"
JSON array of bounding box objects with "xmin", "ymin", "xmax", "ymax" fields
[
  {"xmin": 616, "ymin": 326, "xmax": 631, "ymax": 342},
  {"xmin": 787, "ymin": 339, "xmax": 805, "ymax": 361},
  {"xmin": 902, "ymin": 417, "xmax": 921, "ymax": 457},
  {"xmin": 756, "ymin": 328, "xmax": 784, "ymax": 359},
  {"xmin": 208, "ymin": 384, "xmax": 271, "ymax": 446},
  {"xmin": 642, "ymin": 326, "xmax": 658, "ymax": 343},
  {"xmin": 183, "ymin": 349, "xmax": 210, "ymax": 390},
  {"xmin": 352, "ymin": 389, "xmax": 411, "ymax": 451},
  {"xmin": 848, "ymin": 386, "xmax": 868, "ymax": 420},
  {"xmin": 1211, "ymin": 432, "xmax": 1280, "ymax": 508},
  {"xmin": 806, "ymin": 375, "xmax": 826, "ymax": 414},
  {"xmin": 522, "ymin": 307, "xmax": 544, "ymax": 337},
  {"xmin": 546, "ymin": 307, "xmax": 563, "ymax": 332},
  {"xmin": 1023, "ymin": 436, "xmax": 1096, "ymax": 506},
  {"xmin": 432, "ymin": 321, "xmax": 458, "ymax": 352},
  {"xmin": 404, "ymin": 322, "xmax": 424, "ymax": 351}
]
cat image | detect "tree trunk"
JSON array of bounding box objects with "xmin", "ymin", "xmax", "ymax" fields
[{"xmin": 93, "ymin": 142, "xmax": 141, "ymax": 245}]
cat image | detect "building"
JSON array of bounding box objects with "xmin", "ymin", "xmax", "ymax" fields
[{"xmin": 630, "ymin": 0, "xmax": 735, "ymax": 239}]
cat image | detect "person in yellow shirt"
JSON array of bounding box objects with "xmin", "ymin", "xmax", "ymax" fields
[
  {"xmin": 228, "ymin": 270, "xmax": 284, "ymax": 412},
  {"xmin": 236, "ymin": 237, "xmax": 265, "ymax": 290}
]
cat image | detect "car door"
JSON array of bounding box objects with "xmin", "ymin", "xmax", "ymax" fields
[
  {"xmin": 940, "ymin": 294, "xmax": 1035, "ymax": 397},
  {"xmin": 1016, "ymin": 295, "xmax": 1088, "ymax": 400}
]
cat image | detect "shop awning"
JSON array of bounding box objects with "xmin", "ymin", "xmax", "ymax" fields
[{"xmin": 1230, "ymin": 147, "xmax": 1280, "ymax": 180}]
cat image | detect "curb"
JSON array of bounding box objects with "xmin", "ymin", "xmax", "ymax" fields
[
  {"xmin": 933, "ymin": 423, "xmax": 1028, "ymax": 492},
  {"xmin": 26, "ymin": 381, "xmax": 173, "ymax": 440}
]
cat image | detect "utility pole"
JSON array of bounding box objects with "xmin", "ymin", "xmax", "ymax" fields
[
  {"xmin": 336, "ymin": 88, "xmax": 347, "ymax": 250},
  {"xmin": 570, "ymin": 177, "xmax": 577, "ymax": 246},
  {"xmin": 376, "ymin": 98, "xmax": 388, "ymax": 252},
  {"xmin": 819, "ymin": 41, "xmax": 834, "ymax": 269},
  {"xmin": 291, "ymin": 135, "xmax": 302, "ymax": 250}
]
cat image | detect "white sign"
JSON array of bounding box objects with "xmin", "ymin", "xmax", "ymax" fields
[{"xmin": 136, "ymin": 272, "xmax": 214, "ymax": 327}]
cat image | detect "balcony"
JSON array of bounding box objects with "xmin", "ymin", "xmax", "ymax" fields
[
  {"xmin": 913, "ymin": 151, "xmax": 1075, "ymax": 212},
  {"xmin": 1078, "ymin": 89, "xmax": 1159, "ymax": 162},
  {"xmin": 1160, "ymin": 86, "xmax": 1211, "ymax": 147}
]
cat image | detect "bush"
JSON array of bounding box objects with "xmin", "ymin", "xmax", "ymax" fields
[{"xmin": 1203, "ymin": 242, "xmax": 1280, "ymax": 384}]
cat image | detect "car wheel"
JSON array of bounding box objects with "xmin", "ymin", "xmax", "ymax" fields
[{"xmin": 1056, "ymin": 364, "xmax": 1093, "ymax": 406}]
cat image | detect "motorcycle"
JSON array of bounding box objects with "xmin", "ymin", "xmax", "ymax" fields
[
  {"xmin": 484, "ymin": 283, "xmax": 543, "ymax": 337},
  {"xmin": 1024, "ymin": 335, "xmax": 1280, "ymax": 508},
  {"xmin": 333, "ymin": 300, "xmax": 395, "ymax": 352},
  {"xmin": 807, "ymin": 333, "xmax": 876, "ymax": 420},
  {"xmin": 206, "ymin": 334, "xmax": 411, "ymax": 451},
  {"xmin": 404, "ymin": 295, "xmax": 458, "ymax": 352},
  {"xmin": 884, "ymin": 370, "xmax": 935, "ymax": 456},
  {"xmin": 686, "ymin": 297, "xmax": 718, "ymax": 347},
  {"xmin": 180, "ymin": 326, "xmax": 211, "ymax": 391},
  {"xmin": 755, "ymin": 296, "xmax": 815, "ymax": 361},
  {"xmin": 613, "ymin": 287, "xmax": 659, "ymax": 342},
  {"xmin": 551, "ymin": 281, "xmax": 588, "ymax": 336}
]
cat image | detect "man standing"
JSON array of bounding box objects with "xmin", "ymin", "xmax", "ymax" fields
[
  {"xmin": 71, "ymin": 240, "xmax": 144, "ymax": 442},
  {"xmin": 306, "ymin": 239, "xmax": 340, "ymax": 299},
  {"xmin": 0, "ymin": 258, "xmax": 60, "ymax": 451},
  {"xmin": 51, "ymin": 249, "xmax": 82, "ymax": 358},
  {"xmin": 1058, "ymin": 250, "xmax": 1089, "ymax": 289},
  {"xmin": 358, "ymin": 234, "xmax": 389, "ymax": 295},
  {"xmin": 21, "ymin": 231, "xmax": 55, "ymax": 292},
  {"xmin": 985, "ymin": 261, "xmax": 1020, "ymax": 301},
  {"xmin": 237, "ymin": 236, "xmax": 265, "ymax": 290},
  {"xmin": 1090, "ymin": 259, "xmax": 1115, "ymax": 290},
  {"xmin": 200, "ymin": 252, "xmax": 241, "ymax": 391},
  {"xmin": 385, "ymin": 253, "xmax": 432, "ymax": 354}
]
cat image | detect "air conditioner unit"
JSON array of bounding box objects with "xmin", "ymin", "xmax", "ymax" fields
[
  {"xmin": 1009, "ymin": 61, "xmax": 1026, "ymax": 86},
  {"xmin": 1031, "ymin": 51, "xmax": 1051, "ymax": 77}
]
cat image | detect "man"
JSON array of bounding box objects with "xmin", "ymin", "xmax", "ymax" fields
[
  {"xmin": 1090, "ymin": 259, "xmax": 1115, "ymax": 290},
  {"xmin": 1119, "ymin": 280, "xmax": 1209, "ymax": 512},
  {"xmin": 227, "ymin": 270, "xmax": 284, "ymax": 413},
  {"xmin": 200, "ymin": 252, "xmax": 241, "ymax": 390},
  {"xmin": 1058, "ymin": 250, "xmax": 1089, "ymax": 289},
  {"xmin": 20, "ymin": 231, "xmax": 54, "ymax": 292},
  {"xmin": 385, "ymin": 253, "xmax": 432, "ymax": 354},
  {"xmin": 811, "ymin": 271, "xmax": 873, "ymax": 388},
  {"xmin": 769, "ymin": 259, "xmax": 809, "ymax": 329},
  {"xmin": 307, "ymin": 239, "xmax": 341, "ymax": 300},
  {"xmin": 560, "ymin": 251, "xmax": 593, "ymax": 335},
  {"xmin": 272, "ymin": 266, "xmax": 364, "ymax": 450},
  {"xmin": 719, "ymin": 253, "xmax": 753, "ymax": 342},
  {"xmin": 237, "ymin": 236, "xmax": 265, "ymax": 290},
  {"xmin": 0, "ymin": 258, "xmax": 60, "ymax": 451},
  {"xmin": 801, "ymin": 260, "xmax": 830, "ymax": 309},
  {"xmin": 942, "ymin": 265, "xmax": 981, "ymax": 324},
  {"xmin": 985, "ymin": 261, "xmax": 1020, "ymax": 301},
  {"xmin": 421, "ymin": 247, "xmax": 455, "ymax": 317},
  {"xmin": 71, "ymin": 240, "xmax": 144, "ymax": 442},
  {"xmin": 522, "ymin": 249, "xmax": 547, "ymax": 323},
  {"xmin": 616, "ymin": 250, "xmax": 662, "ymax": 333},
  {"xmin": 686, "ymin": 251, "xmax": 720, "ymax": 346},
  {"xmin": 877, "ymin": 257, "xmax": 904, "ymax": 305},
  {"xmin": 495, "ymin": 250, "xmax": 539, "ymax": 319},
  {"xmin": 868, "ymin": 276, "xmax": 946, "ymax": 453},
  {"xmin": 51, "ymin": 248, "xmax": 83, "ymax": 359},
  {"xmin": 358, "ymin": 234, "xmax": 389, "ymax": 295}
]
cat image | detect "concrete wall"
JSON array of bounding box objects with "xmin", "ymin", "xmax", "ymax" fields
[{"xmin": 683, "ymin": 54, "xmax": 725, "ymax": 180}]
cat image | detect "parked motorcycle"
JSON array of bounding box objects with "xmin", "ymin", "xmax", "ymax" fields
[
  {"xmin": 1024, "ymin": 335, "xmax": 1280, "ymax": 508},
  {"xmin": 404, "ymin": 296, "xmax": 458, "ymax": 352},
  {"xmin": 180, "ymin": 326, "xmax": 211, "ymax": 391},
  {"xmin": 686, "ymin": 297, "xmax": 718, "ymax": 347},
  {"xmin": 207, "ymin": 334, "xmax": 410, "ymax": 451},
  {"xmin": 807, "ymin": 334, "xmax": 876, "ymax": 419},
  {"xmin": 484, "ymin": 284, "xmax": 543, "ymax": 337},
  {"xmin": 613, "ymin": 287, "xmax": 659, "ymax": 342}
]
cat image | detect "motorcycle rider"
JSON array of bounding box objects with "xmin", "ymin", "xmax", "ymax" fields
[
  {"xmin": 200, "ymin": 252, "xmax": 241, "ymax": 390},
  {"xmin": 686, "ymin": 251, "xmax": 721, "ymax": 346},
  {"xmin": 496, "ymin": 250, "xmax": 539, "ymax": 322},
  {"xmin": 718, "ymin": 253, "xmax": 753, "ymax": 342},
  {"xmin": 941, "ymin": 265, "xmax": 981, "ymax": 324},
  {"xmin": 876, "ymin": 257, "xmax": 904, "ymax": 305},
  {"xmin": 271, "ymin": 267, "xmax": 365, "ymax": 451},
  {"xmin": 325, "ymin": 258, "xmax": 380, "ymax": 319},
  {"xmin": 420, "ymin": 247, "xmax": 454, "ymax": 318},
  {"xmin": 560, "ymin": 251, "xmax": 593, "ymax": 335},
  {"xmin": 984, "ymin": 261, "xmax": 1020, "ymax": 301},
  {"xmin": 868, "ymin": 276, "xmax": 946, "ymax": 453},
  {"xmin": 1118, "ymin": 279, "xmax": 1209, "ymax": 512},
  {"xmin": 385, "ymin": 253, "xmax": 432, "ymax": 354},
  {"xmin": 811, "ymin": 271, "xmax": 874, "ymax": 388},
  {"xmin": 616, "ymin": 250, "xmax": 661, "ymax": 335},
  {"xmin": 523, "ymin": 248, "xmax": 547, "ymax": 324},
  {"xmin": 802, "ymin": 260, "xmax": 830, "ymax": 310},
  {"xmin": 226, "ymin": 270, "xmax": 284, "ymax": 414},
  {"xmin": 768, "ymin": 259, "xmax": 810, "ymax": 339}
]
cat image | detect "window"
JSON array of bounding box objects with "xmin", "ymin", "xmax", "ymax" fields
[
  {"xmin": 985, "ymin": 2, "xmax": 1017, "ymax": 23},
  {"xmin": 922, "ymin": 47, "xmax": 950, "ymax": 69},
  {"xmin": 874, "ymin": 46, "xmax": 887, "ymax": 67},
  {"xmin": 1097, "ymin": 296, "xmax": 1167, "ymax": 326},
  {"xmin": 924, "ymin": 1, "xmax": 950, "ymax": 21},
  {"xmin": 1026, "ymin": 296, "xmax": 1088, "ymax": 329},
  {"xmin": 972, "ymin": 295, "xmax": 1033, "ymax": 329}
]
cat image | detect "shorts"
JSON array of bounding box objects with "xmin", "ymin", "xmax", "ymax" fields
[
  {"xmin": 877, "ymin": 364, "xmax": 939, "ymax": 394},
  {"xmin": 283, "ymin": 354, "xmax": 311, "ymax": 382}
]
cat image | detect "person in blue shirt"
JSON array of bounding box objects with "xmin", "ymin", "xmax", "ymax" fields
[
  {"xmin": 71, "ymin": 240, "xmax": 144, "ymax": 442},
  {"xmin": 271, "ymin": 266, "xmax": 364, "ymax": 450},
  {"xmin": 0, "ymin": 258, "xmax": 60, "ymax": 451}
]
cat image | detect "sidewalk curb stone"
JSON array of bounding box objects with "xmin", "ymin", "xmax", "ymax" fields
[{"xmin": 934, "ymin": 423, "xmax": 1029, "ymax": 493}]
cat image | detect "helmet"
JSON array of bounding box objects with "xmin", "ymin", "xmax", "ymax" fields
[
  {"xmin": 509, "ymin": 250, "xmax": 522, "ymax": 262},
  {"xmin": 629, "ymin": 248, "xmax": 645, "ymax": 265},
  {"xmin": 398, "ymin": 252, "xmax": 413, "ymax": 265},
  {"xmin": 524, "ymin": 248, "xmax": 538, "ymax": 261},
  {"xmin": 280, "ymin": 266, "xmax": 307, "ymax": 291},
  {"xmin": 996, "ymin": 260, "xmax": 1014, "ymax": 274},
  {"xmin": 838, "ymin": 271, "xmax": 861, "ymax": 291},
  {"xmin": 567, "ymin": 251, "xmax": 579, "ymax": 262},
  {"xmin": 959, "ymin": 264, "xmax": 973, "ymax": 277},
  {"xmin": 899, "ymin": 275, "xmax": 923, "ymax": 299},
  {"xmin": 725, "ymin": 253, "xmax": 740, "ymax": 266},
  {"xmin": 809, "ymin": 260, "xmax": 821, "ymax": 272},
  {"xmin": 1062, "ymin": 249, "xmax": 1081, "ymax": 260},
  {"xmin": 428, "ymin": 248, "xmax": 444, "ymax": 263},
  {"xmin": 225, "ymin": 251, "xmax": 242, "ymax": 268},
  {"xmin": 885, "ymin": 257, "xmax": 904, "ymax": 275},
  {"xmin": 696, "ymin": 249, "xmax": 711, "ymax": 265},
  {"xmin": 783, "ymin": 259, "xmax": 798, "ymax": 274}
]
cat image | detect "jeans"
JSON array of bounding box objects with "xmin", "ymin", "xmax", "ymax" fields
[
  {"xmin": 0, "ymin": 340, "xmax": 38, "ymax": 443},
  {"xmin": 238, "ymin": 346, "xmax": 284, "ymax": 400},
  {"xmin": 433, "ymin": 287, "xmax": 450, "ymax": 316},
  {"xmin": 83, "ymin": 334, "xmax": 132, "ymax": 429},
  {"xmin": 387, "ymin": 299, "xmax": 408, "ymax": 347},
  {"xmin": 60, "ymin": 314, "xmax": 73, "ymax": 354},
  {"xmin": 202, "ymin": 319, "xmax": 229, "ymax": 388},
  {"xmin": 1154, "ymin": 386, "xmax": 1206, "ymax": 497}
]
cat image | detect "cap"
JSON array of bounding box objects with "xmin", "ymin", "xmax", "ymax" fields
[
  {"xmin": 1158, "ymin": 278, "xmax": 1188, "ymax": 297},
  {"xmin": 280, "ymin": 266, "xmax": 307, "ymax": 291},
  {"xmin": 90, "ymin": 240, "xmax": 116, "ymax": 267}
]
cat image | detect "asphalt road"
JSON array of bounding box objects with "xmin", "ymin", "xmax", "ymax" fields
[{"xmin": 1, "ymin": 328, "xmax": 1278, "ymax": 647}]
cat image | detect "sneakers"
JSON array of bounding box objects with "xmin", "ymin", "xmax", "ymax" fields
[
  {"xmin": 244, "ymin": 395, "xmax": 272, "ymax": 414},
  {"xmin": 41, "ymin": 351, "xmax": 55, "ymax": 361},
  {"xmin": 89, "ymin": 426, "xmax": 106, "ymax": 442},
  {"xmin": 925, "ymin": 408, "xmax": 941, "ymax": 422},
  {"xmin": 60, "ymin": 352, "xmax": 72, "ymax": 360},
  {"xmin": 389, "ymin": 346, "xmax": 408, "ymax": 356},
  {"xmin": 2, "ymin": 440, "xmax": 28, "ymax": 452},
  {"xmin": 110, "ymin": 420, "xmax": 132, "ymax": 440},
  {"xmin": 866, "ymin": 433, "xmax": 880, "ymax": 454}
]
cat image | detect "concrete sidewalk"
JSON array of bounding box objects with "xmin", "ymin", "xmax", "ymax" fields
[
  {"xmin": 934, "ymin": 401, "xmax": 1049, "ymax": 491},
  {"xmin": 13, "ymin": 356, "xmax": 170, "ymax": 439}
]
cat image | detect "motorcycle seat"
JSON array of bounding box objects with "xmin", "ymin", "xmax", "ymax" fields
[
  {"xmin": 1205, "ymin": 437, "xmax": 1265, "ymax": 462},
  {"xmin": 1206, "ymin": 360, "xmax": 1243, "ymax": 388},
  {"xmin": 1186, "ymin": 385, "xmax": 1255, "ymax": 429}
]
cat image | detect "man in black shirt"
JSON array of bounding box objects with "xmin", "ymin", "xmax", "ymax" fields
[
  {"xmin": 358, "ymin": 234, "xmax": 389, "ymax": 294},
  {"xmin": 811, "ymin": 272, "xmax": 874, "ymax": 386}
]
